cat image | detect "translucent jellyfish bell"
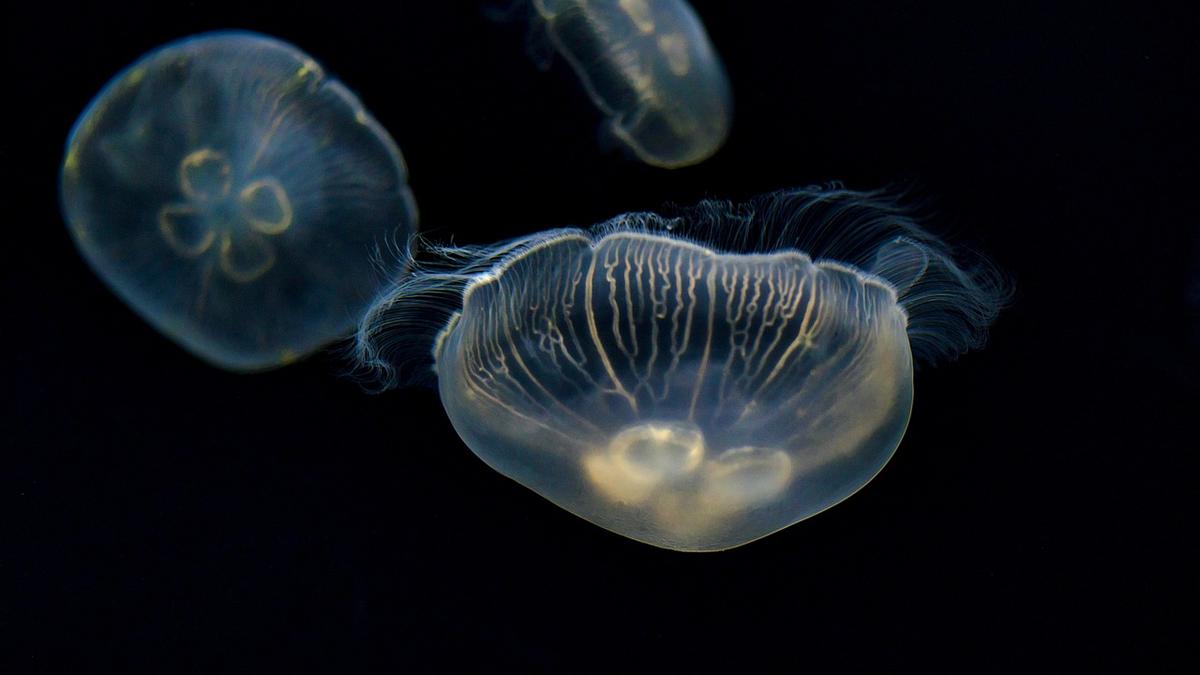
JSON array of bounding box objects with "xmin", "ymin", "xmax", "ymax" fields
[
  {"xmin": 530, "ymin": 0, "xmax": 732, "ymax": 168},
  {"xmin": 357, "ymin": 187, "xmax": 1005, "ymax": 551},
  {"xmin": 60, "ymin": 31, "xmax": 418, "ymax": 371}
]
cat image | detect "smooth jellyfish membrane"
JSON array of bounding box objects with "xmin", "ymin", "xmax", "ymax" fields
[
  {"xmin": 356, "ymin": 187, "xmax": 1006, "ymax": 551},
  {"xmin": 61, "ymin": 31, "xmax": 418, "ymax": 371},
  {"xmin": 530, "ymin": 0, "xmax": 732, "ymax": 168}
]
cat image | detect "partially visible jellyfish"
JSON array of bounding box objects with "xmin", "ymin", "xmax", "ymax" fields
[
  {"xmin": 61, "ymin": 31, "xmax": 418, "ymax": 371},
  {"xmin": 529, "ymin": 0, "xmax": 732, "ymax": 168},
  {"xmin": 355, "ymin": 187, "xmax": 1005, "ymax": 551}
]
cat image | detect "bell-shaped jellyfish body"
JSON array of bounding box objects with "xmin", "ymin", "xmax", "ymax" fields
[
  {"xmin": 532, "ymin": 0, "xmax": 732, "ymax": 168},
  {"xmin": 356, "ymin": 187, "xmax": 1005, "ymax": 550},
  {"xmin": 60, "ymin": 32, "xmax": 418, "ymax": 371}
]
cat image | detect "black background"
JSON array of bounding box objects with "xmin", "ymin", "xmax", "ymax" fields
[{"xmin": 5, "ymin": 1, "xmax": 1196, "ymax": 671}]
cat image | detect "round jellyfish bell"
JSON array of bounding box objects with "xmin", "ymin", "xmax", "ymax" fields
[
  {"xmin": 60, "ymin": 31, "xmax": 418, "ymax": 371},
  {"xmin": 530, "ymin": 0, "xmax": 732, "ymax": 168},
  {"xmin": 355, "ymin": 187, "xmax": 1006, "ymax": 551}
]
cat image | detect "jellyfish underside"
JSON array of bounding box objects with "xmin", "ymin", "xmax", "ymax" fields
[
  {"xmin": 533, "ymin": 0, "xmax": 732, "ymax": 168},
  {"xmin": 431, "ymin": 231, "xmax": 915, "ymax": 551},
  {"xmin": 60, "ymin": 32, "xmax": 417, "ymax": 371}
]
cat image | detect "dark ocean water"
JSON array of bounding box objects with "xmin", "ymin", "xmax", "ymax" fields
[{"xmin": 6, "ymin": 1, "xmax": 1195, "ymax": 671}]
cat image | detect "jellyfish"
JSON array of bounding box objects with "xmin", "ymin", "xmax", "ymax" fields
[
  {"xmin": 356, "ymin": 187, "xmax": 1005, "ymax": 551},
  {"xmin": 529, "ymin": 0, "xmax": 732, "ymax": 168},
  {"xmin": 60, "ymin": 31, "xmax": 418, "ymax": 371}
]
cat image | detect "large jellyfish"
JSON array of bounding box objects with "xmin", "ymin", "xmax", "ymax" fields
[
  {"xmin": 60, "ymin": 31, "xmax": 418, "ymax": 371},
  {"xmin": 356, "ymin": 187, "xmax": 1005, "ymax": 551},
  {"xmin": 530, "ymin": 0, "xmax": 732, "ymax": 168}
]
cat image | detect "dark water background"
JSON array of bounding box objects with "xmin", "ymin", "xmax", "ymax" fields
[{"xmin": 5, "ymin": 1, "xmax": 1195, "ymax": 671}]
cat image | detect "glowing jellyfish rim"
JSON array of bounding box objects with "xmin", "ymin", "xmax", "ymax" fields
[
  {"xmin": 60, "ymin": 30, "xmax": 418, "ymax": 371},
  {"xmin": 355, "ymin": 186, "xmax": 1006, "ymax": 551}
]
